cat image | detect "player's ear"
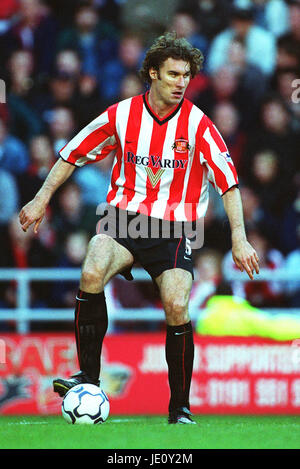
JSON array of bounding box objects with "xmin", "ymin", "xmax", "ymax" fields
[{"xmin": 149, "ymin": 68, "xmax": 158, "ymax": 81}]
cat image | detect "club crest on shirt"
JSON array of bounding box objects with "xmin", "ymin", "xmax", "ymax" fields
[{"xmin": 172, "ymin": 138, "xmax": 190, "ymax": 153}]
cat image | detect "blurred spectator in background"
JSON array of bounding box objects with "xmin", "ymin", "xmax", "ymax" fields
[
  {"xmin": 54, "ymin": 49, "xmax": 82, "ymax": 79},
  {"xmin": 16, "ymin": 134, "xmax": 55, "ymax": 206},
  {"xmin": 120, "ymin": 0, "xmax": 180, "ymax": 44},
  {"xmin": 0, "ymin": 168, "xmax": 19, "ymax": 226},
  {"xmin": 118, "ymin": 73, "xmax": 144, "ymax": 101},
  {"xmin": 195, "ymin": 64, "xmax": 239, "ymax": 118},
  {"xmin": 9, "ymin": 0, "xmax": 58, "ymax": 77},
  {"xmin": 190, "ymin": 248, "xmax": 223, "ymax": 310},
  {"xmin": 0, "ymin": 213, "xmax": 56, "ymax": 307},
  {"xmin": 207, "ymin": 2, "xmax": 276, "ymax": 76},
  {"xmin": 0, "ymin": 117, "xmax": 29, "ymax": 175},
  {"xmin": 51, "ymin": 180, "xmax": 97, "ymax": 256},
  {"xmin": 211, "ymin": 101, "xmax": 246, "ymax": 173},
  {"xmin": 226, "ymin": 36, "xmax": 268, "ymax": 127},
  {"xmin": 7, "ymin": 49, "xmax": 43, "ymax": 141},
  {"xmin": 247, "ymin": 149, "xmax": 291, "ymax": 217},
  {"xmin": 178, "ymin": 0, "xmax": 231, "ymax": 41},
  {"xmin": 242, "ymin": 94, "xmax": 299, "ymax": 185},
  {"xmin": 73, "ymin": 74, "xmax": 104, "ymax": 129},
  {"xmin": 280, "ymin": 0, "xmax": 300, "ymax": 46},
  {"xmin": 56, "ymin": 2, "xmax": 119, "ymax": 77},
  {"xmin": 47, "ymin": 106, "xmax": 76, "ymax": 155},
  {"xmin": 239, "ymin": 185, "xmax": 265, "ymax": 229},
  {"xmin": 252, "ymin": 0, "xmax": 289, "ymax": 37},
  {"xmin": 73, "ymin": 153, "xmax": 114, "ymax": 207},
  {"xmin": 272, "ymin": 67, "xmax": 300, "ymax": 130},
  {"xmin": 285, "ymin": 224, "xmax": 300, "ymax": 307},
  {"xmin": 170, "ymin": 9, "xmax": 208, "ymax": 59},
  {"xmin": 99, "ymin": 32, "xmax": 145, "ymax": 105},
  {"xmin": 200, "ymin": 198, "xmax": 231, "ymax": 254},
  {"xmin": 51, "ymin": 231, "xmax": 89, "ymax": 308},
  {"xmin": 170, "ymin": 8, "xmax": 209, "ymax": 100},
  {"xmin": 223, "ymin": 226, "xmax": 285, "ymax": 308},
  {"xmin": 275, "ymin": 35, "xmax": 300, "ymax": 71}
]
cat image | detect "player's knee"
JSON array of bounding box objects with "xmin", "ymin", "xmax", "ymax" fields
[
  {"xmin": 164, "ymin": 297, "xmax": 189, "ymax": 325},
  {"xmin": 80, "ymin": 267, "xmax": 104, "ymax": 290}
]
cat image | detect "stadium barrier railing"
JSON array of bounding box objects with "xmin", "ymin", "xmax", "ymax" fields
[{"xmin": 0, "ymin": 268, "xmax": 299, "ymax": 333}]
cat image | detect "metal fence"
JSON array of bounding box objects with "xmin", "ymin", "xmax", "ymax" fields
[{"xmin": 0, "ymin": 267, "xmax": 299, "ymax": 333}]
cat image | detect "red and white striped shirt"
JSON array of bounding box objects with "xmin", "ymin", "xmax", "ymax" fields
[{"xmin": 60, "ymin": 92, "xmax": 238, "ymax": 221}]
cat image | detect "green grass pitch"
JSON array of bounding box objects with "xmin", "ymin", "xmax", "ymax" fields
[{"xmin": 0, "ymin": 415, "xmax": 299, "ymax": 449}]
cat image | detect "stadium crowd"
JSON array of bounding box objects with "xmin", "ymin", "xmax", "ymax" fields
[{"xmin": 0, "ymin": 0, "xmax": 299, "ymax": 328}]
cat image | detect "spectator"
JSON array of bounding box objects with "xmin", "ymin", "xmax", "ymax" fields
[
  {"xmin": 177, "ymin": 0, "xmax": 231, "ymax": 40},
  {"xmin": 279, "ymin": 186, "xmax": 300, "ymax": 254},
  {"xmin": 99, "ymin": 33, "xmax": 145, "ymax": 105},
  {"xmin": 16, "ymin": 134, "xmax": 55, "ymax": 206},
  {"xmin": 207, "ymin": 3, "xmax": 276, "ymax": 76},
  {"xmin": 239, "ymin": 185, "xmax": 265, "ymax": 229},
  {"xmin": 119, "ymin": 73, "xmax": 144, "ymax": 101},
  {"xmin": 170, "ymin": 9, "xmax": 208, "ymax": 58},
  {"xmin": 73, "ymin": 153, "xmax": 114, "ymax": 207},
  {"xmin": 0, "ymin": 168, "xmax": 19, "ymax": 225},
  {"xmin": 9, "ymin": 0, "xmax": 58, "ymax": 76},
  {"xmin": 51, "ymin": 180, "xmax": 97, "ymax": 255},
  {"xmin": 252, "ymin": 0, "xmax": 289, "ymax": 37},
  {"xmin": 32, "ymin": 71, "xmax": 77, "ymax": 125},
  {"xmin": 51, "ymin": 231, "xmax": 89, "ymax": 308},
  {"xmin": 54, "ymin": 49, "xmax": 82, "ymax": 79},
  {"xmin": 211, "ymin": 101, "xmax": 246, "ymax": 173},
  {"xmin": 190, "ymin": 248, "xmax": 223, "ymax": 310},
  {"xmin": 275, "ymin": 34, "xmax": 300, "ymax": 70},
  {"xmin": 282, "ymin": 0, "xmax": 300, "ymax": 44},
  {"xmin": 73, "ymin": 74, "xmax": 104, "ymax": 129},
  {"xmin": 223, "ymin": 226, "xmax": 285, "ymax": 308},
  {"xmin": 7, "ymin": 49, "xmax": 43, "ymax": 141},
  {"xmin": 0, "ymin": 0, "xmax": 20, "ymax": 71},
  {"xmin": 47, "ymin": 106, "xmax": 76, "ymax": 155},
  {"xmin": 56, "ymin": 3, "xmax": 118, "ymax": 76},
  {"xmin": 0, "ymin": 117, "xmax": 29, "ymax": 174},
  {"xmin": 0, "ymin": 213, "xmax": 56, "ymax": 307},
  {"xmin": 273, "ymin": 67, "xmax": 300, "ymax": 131},
  {"xmin": 285, "ymin": 231, "xmax": 300, "ymax": 307},
  {"xmin": 242, "ymin": 94, "xmax": 299, "ymax": 183},
  {"xmin": 226, "ymin": 36, "xmax": 268, "ymax": 127},
  {"xmin": 195, "ymin": 64, "xmax": 240, "ymax": 118}
]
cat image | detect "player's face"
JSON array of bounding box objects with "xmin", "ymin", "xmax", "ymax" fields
[{"xmin": 149, "ymin": 58, "xmax": 191, "ymax": 107}]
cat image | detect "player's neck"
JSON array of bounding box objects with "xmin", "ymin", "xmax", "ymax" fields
[{"xmin": 147, "ymin": 89, "xmax": 179, "ymax": 119}]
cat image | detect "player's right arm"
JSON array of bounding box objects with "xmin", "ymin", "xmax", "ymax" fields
[{"xmin": 19, "ymin": 158, "xmax": 75, "ymax": 233}]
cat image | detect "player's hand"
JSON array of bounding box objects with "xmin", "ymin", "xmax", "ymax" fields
[
  {"xmin": 232, "ymin": 239, "xmax": 260, "ymax": 280},
  {"xmin": 19, "ymin": 199, "xmax": 46, "ymax": 234}
]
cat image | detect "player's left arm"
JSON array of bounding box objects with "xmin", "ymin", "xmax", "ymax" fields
[{"xmin": 222, "ymin": 186, "xmax": 260, "ymax": 280}]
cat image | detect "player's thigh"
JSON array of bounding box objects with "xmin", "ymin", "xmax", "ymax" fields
[
  {"xmin": 82, "ymin": 233, "xmax": 134, "ymax": 286},
  {"xmin": 155, "ymin": 268, "xmax": 193, "ymax": 323}
]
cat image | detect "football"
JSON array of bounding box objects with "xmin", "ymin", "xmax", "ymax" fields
[{"xmin": 62, "ymin": 383, "xmax": 110, "ymax": 424}]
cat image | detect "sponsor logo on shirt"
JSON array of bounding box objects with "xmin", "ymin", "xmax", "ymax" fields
[{"xmin": 126, "ymin": 151, "xmax": 189, "ymax": 188}]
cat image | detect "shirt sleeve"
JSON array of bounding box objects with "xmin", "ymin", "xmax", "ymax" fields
[
  {"xmin": 59, "ymin": 104, "xmax": 118, "ymax": 167},
  {"xmin": 198, "ymin": 115, "xmax": 239, "ymax": 195}
]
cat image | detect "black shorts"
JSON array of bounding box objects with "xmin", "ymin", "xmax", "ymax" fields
[{"xmin": 97, "ymin": 205, "xmax": 194, "ymax": 282}]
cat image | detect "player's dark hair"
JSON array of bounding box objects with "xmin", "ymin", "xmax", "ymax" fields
[{"xmin": 139, "ymin": 31, "xmax": 204, "ymax": 85}]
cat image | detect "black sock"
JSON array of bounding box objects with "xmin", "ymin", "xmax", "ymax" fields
[
  {"xmin": 165, "ymin": 320, "xmax": 194, "ymax": 412},
  {"xmin": 74, "ymin": 289, "xmax": 108, "ymax": 381}
]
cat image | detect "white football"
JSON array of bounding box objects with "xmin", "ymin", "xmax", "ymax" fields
[{"xmin": 62, "ymin": 383, "xmax": 110, "ymax": 424}]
